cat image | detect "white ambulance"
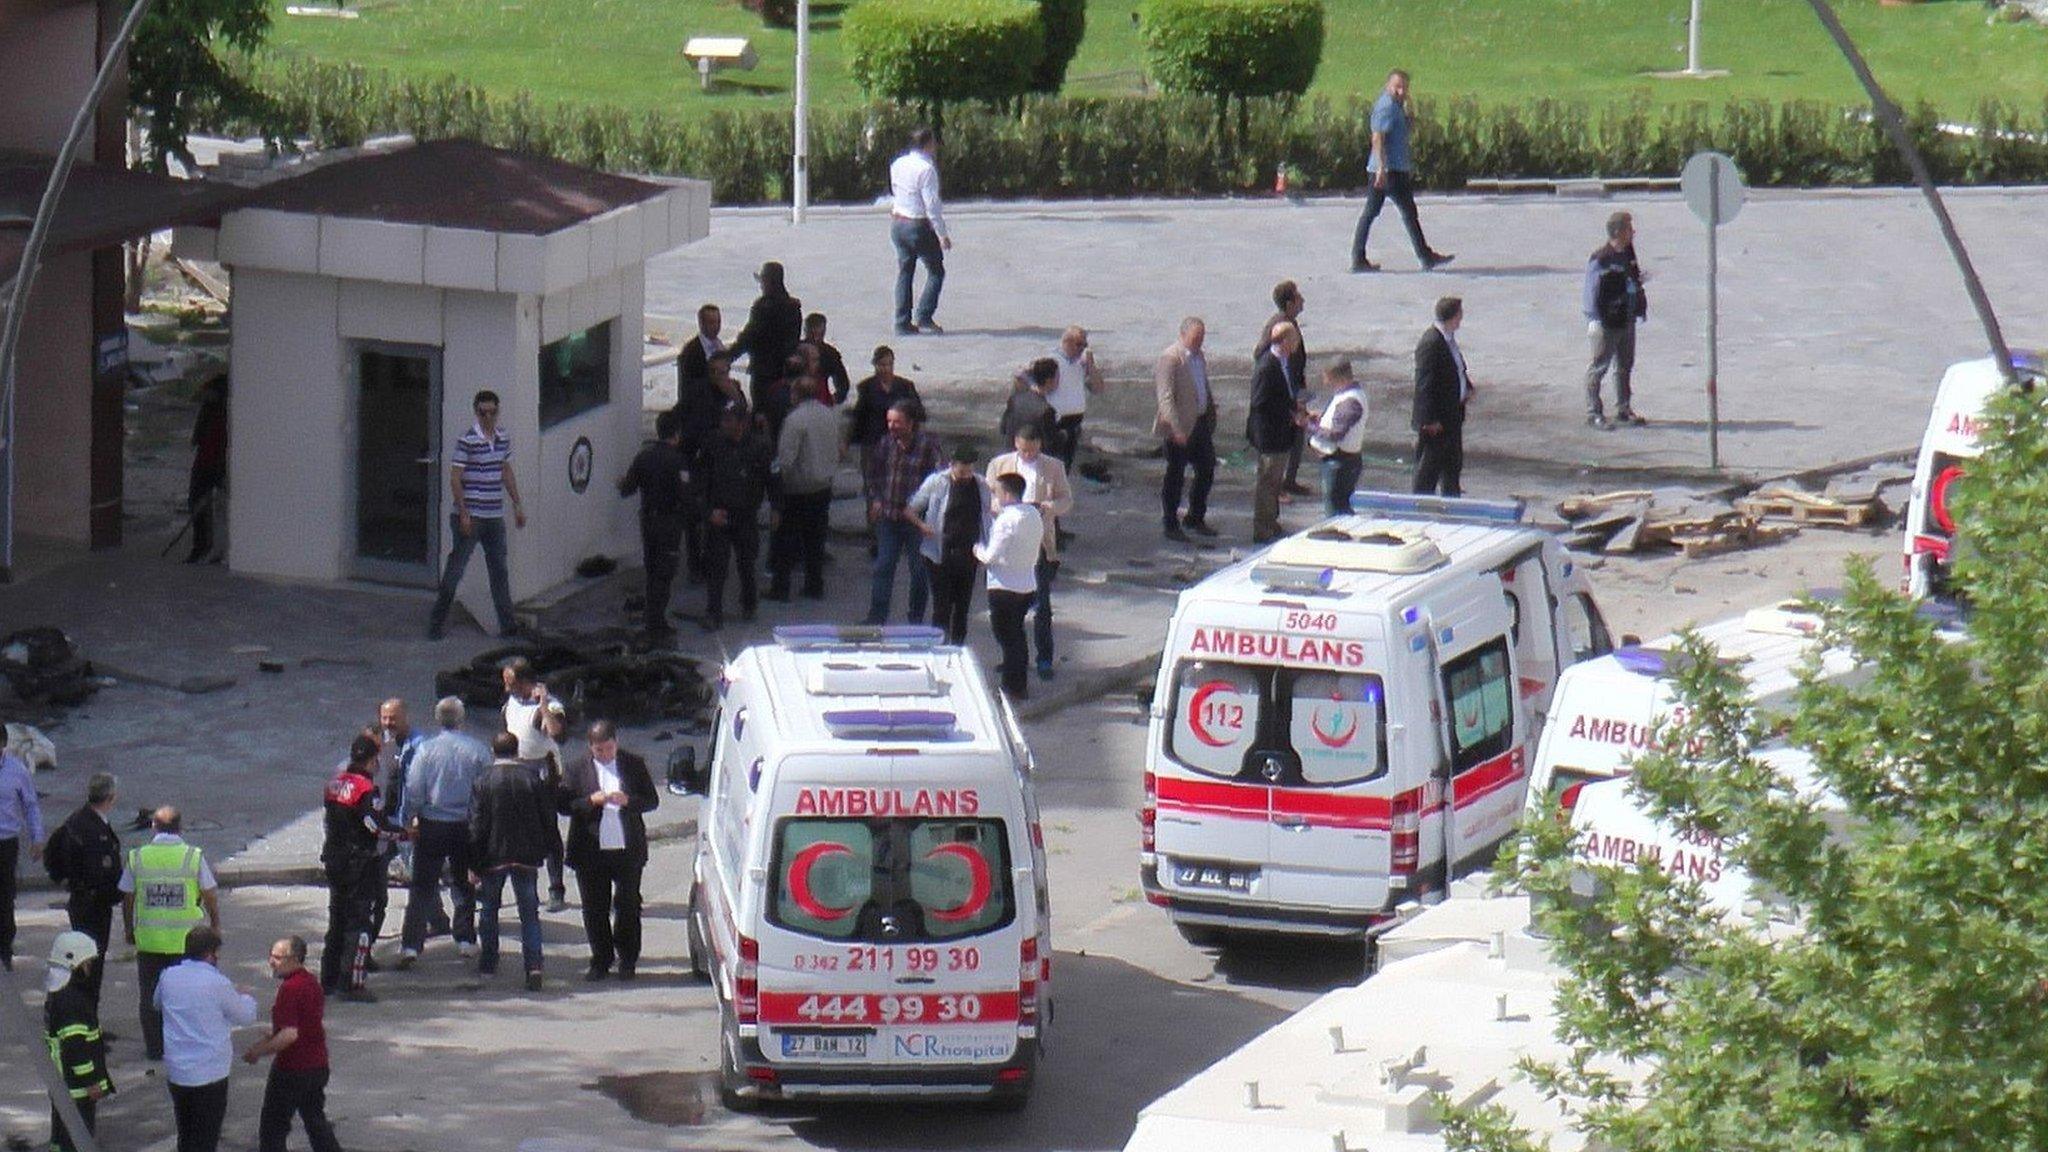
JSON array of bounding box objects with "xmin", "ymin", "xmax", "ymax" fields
[
  {"xmin": 1140, "ymin": 493, "xmax": 1613, "ymax": 944},
  {"xmin": 1525, "ymin": 600, "xmax": 1861, "ymax": 813},
  {"xmin": 1903, "ymin": 351, "xmax": 2043, "ymax": 601},
  {"xmin": 679, "ymin": 626, "xmax": 1051, "ymax": 1110}
]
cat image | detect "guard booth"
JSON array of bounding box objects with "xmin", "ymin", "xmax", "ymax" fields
[{"xmin": 174, "ymin": 140, "xmax": 709, "ymax": 621}]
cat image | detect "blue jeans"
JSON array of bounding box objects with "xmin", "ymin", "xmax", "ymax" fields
[
  {"xmin": 1323, "ymin": 453, "xmax": 1364, "ymax": 515},
  {"xmin": 1032, "ymin": 555, "xmax": 1058, "ymax": 667},
  {"xmin": 429, "ymin": 514, "xmax": 516, "ymax": 635},
  {"xmin": 891, "ymin": 218, "xmax": 945, "ymax": 330},
  {"xmin": 477, "ymin": 866, "xmax": 543, "ymax": 976},
  {"xmin": 866, "ymin": 518, "xmax": 930, "ymax": 624}
]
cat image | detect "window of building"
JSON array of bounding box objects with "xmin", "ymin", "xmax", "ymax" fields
[{"xmin": 539, "ymin": 320, "xmax": 612, "ymax": 429}]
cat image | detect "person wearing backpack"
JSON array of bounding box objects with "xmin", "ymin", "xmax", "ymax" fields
[
  {"xmin": 1309, "ymin": 360, "xmax": 1370, "ymax": 515},
  {"xmin": 45, "ymin": 773, "xmax": 124, "ymax": 1006},
  {"xmin": 1582, "ymin": 211, "xmax": 1649, "ymax": 430}
]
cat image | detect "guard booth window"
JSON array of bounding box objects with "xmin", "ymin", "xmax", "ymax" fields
[{"xmin": 539, "ymin": 320, "xmax": 613, "ymax": 429}]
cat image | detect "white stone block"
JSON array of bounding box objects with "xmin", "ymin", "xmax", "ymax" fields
[
  {"xmin": 217, "ymin": 209, "xmax": 320, "ymax": 274},
  {"xmin": 541, "ymin": 223, "xmax": 590, "ymax": 295},
  {"xmin": 612, "ymin": 207, "xmax": 643, "ymax": 272},
  {"xmin": 496, "ymin": 233, "xmax": 546, "ymax": 295},
  {"xmin": 423, "ymin": 226, "xmax": 499, "ymax": 292},
  {"xmin": 338, "ymin": 280, "xmax": 443, "ymax": 346},
  {"xmin": 638, "ymin": 198, "xmax": 671, "ymax": 259},
  {"xmin": 319, "ymin": 217, "xmax": 426, "ymax": 284},
  {"xmin": 586, "ymin": 211, "xmax": 620, "ymax": 278}
]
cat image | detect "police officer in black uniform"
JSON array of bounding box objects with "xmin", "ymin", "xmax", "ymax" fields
[
  {"xmin": 43, "ymin": 772, "xmax": 124, "ymax": 1006},
  {"xmin": 618, "ymin": 408, "xmax": 692, "ymax": 640},
  {"xmin": 322, "ymin": 732, "xmax": 402, "ymax": 1002}
]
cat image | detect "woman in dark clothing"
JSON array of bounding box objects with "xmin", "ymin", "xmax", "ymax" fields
[{"xmin": 730, "ymin": 261, "xmax": 804, "ymax": 440}]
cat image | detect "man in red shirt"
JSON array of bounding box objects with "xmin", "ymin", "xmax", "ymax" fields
[{"xmin": 242, "ymin": 936, "xmax": 343, "ymax": 1152}]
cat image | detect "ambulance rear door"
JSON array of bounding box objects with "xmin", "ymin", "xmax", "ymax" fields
[{"xmin": 1426, "ymin": 593, "xmax": 1528, "ymax": 868}]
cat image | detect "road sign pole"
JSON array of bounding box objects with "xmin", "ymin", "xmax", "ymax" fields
[
  {"xmin": 1707, "ymin": 169, "xmax": 1720, "ymax": 470},
  {"xmin": 1687, "ymin": 0, "xmax": 1704, "ymax": 75}
]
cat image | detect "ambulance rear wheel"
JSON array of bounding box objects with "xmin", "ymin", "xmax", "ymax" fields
[{"xmin": 1174, "ymin": 921, "xmax": 1226, "ymax": 949}]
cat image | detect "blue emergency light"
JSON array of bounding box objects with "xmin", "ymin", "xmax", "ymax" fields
[
  {"xmin": 1349, "ymin": 491, "xmax": 1526, "ymax": 525},
  {"xmin": 822, "ymin": 709, "xmax": 961, "ymax": 739},
  {"xmin": 774, "ymin": 625, "xmax": 947, "ymax": 649},
  {"xmin": 1612, "ymin": 646, "xmax": 1670, "ymax": 677}
]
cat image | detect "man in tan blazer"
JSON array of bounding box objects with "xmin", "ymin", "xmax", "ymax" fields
[
  {"xmin": 1154, "ymin": 317, "xmax": 1220, "ymax": 542},
  {"xmin": 987, "ymin": 424, "xmax": 1075, "ymax": 682}
]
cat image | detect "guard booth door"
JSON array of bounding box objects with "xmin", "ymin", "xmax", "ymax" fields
[{"xmin": 351, "ymin": 342, "xmax": 442, "ymax": 585}]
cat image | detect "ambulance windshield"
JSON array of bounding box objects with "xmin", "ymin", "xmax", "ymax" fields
[
  {"xmin": 1167, "ymin": 661, "xmax": 1387, "ymax": 785},
  {"xmin": 770, "ymin": 818, "xmax": 1014, "ymax": 943}
]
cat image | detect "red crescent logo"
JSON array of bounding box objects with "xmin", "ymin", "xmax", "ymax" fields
[
  {"xmin": 788, "ymin": 842, "xmax": 858, "ymax": 921},
  {"xmin": 923, "ymin": 842, "xmax": 992, "ymax": 923},
  {"xmin": 1930, "ymin": 464, "xmax": 1964, "ymax": 536},
  {"xmin": 1186, "ymin": 680, "xmax": 1240, "ymax": 748},
  {"xmin": 1309, "ymin": 704, "xmax": 1357, "ymax": 748}
]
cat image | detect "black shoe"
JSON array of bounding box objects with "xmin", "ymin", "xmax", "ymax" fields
[
  {"xmin": 895, "ymin": 323, "xmax": 920, "ymax": 336},
  {"xmin": 584, "ymin": 966, "xmax": 611, "ymax": 983},
  {"xmin": 183, "ymin": 551, "xmax": 206, "ymax": 565},
  {"xmin": 526, "ymin": 971, "xmax": 545, "ymax": 992},
  {"xmin": 918, "ymin": 320, "xmax": 943, "ymax": 335},
  {"xmin": 618, "ymin": 964, "xmax": 637, "ymax": 982},
  {"xmin": 1616, "ymin": 410, "xmax": 1648, "ymax": 426},
  {"xmin": 801, "ymin": 587, "xmax": 826, "ymax": 601},
  {"xmin": 1350, "ymin": 258, "xmax": 1380, "ymax": 273},
  {"xmin": 1283, "ymin": 481, "xmax": 1314, "ymax": 497},
  {"xmin": 426, "ymin": 624, "xmax": 446, "ymax": 641},
  {"xmin": 1422, "ymin": 251, "xmax": 1456, "ymax": 271},
  {"xmin": 1163, "ymin": 523, "xmax": 1190, "ymax": 543},
  {"xmin": 1184, "ymin": 519, "xmax": 1221, "ymax": 538},
  {"xmin": 762, "ymin": 588, "xmax": 791, "ymax": 603},
  {"xmin": 1252, "ymin": 531, "xmax": 1281, "ymax": 545}
]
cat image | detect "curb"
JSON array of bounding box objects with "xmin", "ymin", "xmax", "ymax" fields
[
  {"xmin": 1016, "ymin": 651, "xmax": 1159, "ymax": 722},
  {"xmin": 208, "ymin": 818, "xmax": 702, "ymax": 890}
]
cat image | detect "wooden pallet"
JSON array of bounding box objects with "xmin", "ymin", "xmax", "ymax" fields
[
  {"xmin": 1670, "ymin": 523, "xmax": 1796, "ymax": 558},
  {"xmin": 1735, "ymin": 494, "xmax": 1879, "ymax": 527}
]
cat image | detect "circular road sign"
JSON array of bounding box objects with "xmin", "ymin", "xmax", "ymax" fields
[{"xmin": 1681, "ymin": 151, "xmax": 1746, "ymax": 227}]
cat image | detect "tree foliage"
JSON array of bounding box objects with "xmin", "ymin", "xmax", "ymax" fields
[
  {"xmin": 130, "ymin": 0, "xmax": 276, "ymax": 172},
  {"xmin": 1137, "ymin": 0, "xmax": 1324, "ymax": 102},
  {"xmin": 1029, "ymin": 0, "xmax": 1086, "ymax": 94},
  {"xmin": 1470, "ymin": 384, "xmax": 2048, "ymax": 1151},
  {"xmin": 844, "ymin": 0, "xmax": 1043, "ymax": 118}
]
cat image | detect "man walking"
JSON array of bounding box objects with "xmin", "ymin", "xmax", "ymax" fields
[
  {"xmin": 1156, "ymin": 318, "xmax": 1220, "ymax": 543},
  {"xmin": 399, "ymin": 698, "xmax": 488, "ymax": 968},
  {"xmin": 697, "ymin": 403, "xmax": 774, "ymax": 631},
  {"xmin": 44, "ymin": 772, "xmax": 122, "ymax": 1004},
  {"xmin": 1248, "ymin": 321, "xmax": 1308, "ymax": 544},
  {"xmin": 120, "ymin": 806, "xmax": 219, "ymax": 1061},
  {"xmin": 769, "ymin": 375, "xmax": 842, "ymax": 603},
  {"xmin": 43, "ymin": 931, "xmax": 112, "ymax": 1152},
  {"xmin": 1254, "ymin": 281, "xmax": 1314, "ymax": 500},
  {"xmin": 321, "ymin": 733, "xmax": 401, "ymax": 1002},
  {"xmin": 156, "ymin": 925, "xmax": 259, "ymax": 1152},
  {"xmin": 471, "ymin": 732, "xmax": 554, "ymax": 991},
  {"xmin": 988, "ymin": 425, "xmax": 1074, "ymax": 682},
  {"xmin": 1351, "ymin": 69, "xmax": 1453, "ymax": 273},
  {"xmin": 243, "ymin": 936, "xmax": 343, "ymax": 1152},
  {"xmin": 0, "ymin": 741, "xmax": 45, "ymax": 971},
  {"xmin": 889, "ymin": 126, "xmax": 951, "ymax": 335},
  {"xmin": 500, "ymin": 658, "xmax": 567, "ymax": 911},
  {"xmin": 865, "ymin": 401, "xmax": 947, "ymax": 624},
  {"xmin": 907, "ymin": 444, "xmax": 993, "ymax": 645},
  {"xmin": 428, "ymin": 390, "xmax": 527, "ymax": 640},
  {"xmin": 560, "ymin": 720, "xmax": 659, "ymax": 982},
  {"xmin": 976, "ymin": 474, "xmax": 1042, "ymax": 701},
  {"xmin": 1583, "ymin": 210, "xmax": 1650, "ymax": 429},
  {"xmin": 1412, "ymin": 296, "xmax": 1474, "ymax": 498},
  {"xmin": 619, "ymin": 408, "xmax": 692, "ymax": 639}
]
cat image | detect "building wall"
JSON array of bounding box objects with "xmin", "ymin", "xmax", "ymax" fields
[
  {"xmin": 226, "ymin": 268, "xmax": 345, "ymax": 580},
  {"xmin": 528, "ymin": 268, "xmax": 641, "ymax": 603},
  {"xmin": 15, "ymin": 252, "xmax": 93, "ymax": 543},
  {"xmin": 0, "ymin": 2, "xmax": 95, "ymax": 154}
]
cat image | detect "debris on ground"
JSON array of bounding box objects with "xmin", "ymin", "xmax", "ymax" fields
[
  {"xmin": 0, "ymin": 627, "xmax": 97, "ymax": 707},
  {"xmin": 5, "ymin": 723, "xmax": 56, "ymax": 772},
  {"xmin": 1556, "ymin": 488, "xmax": 1797, "ymax": 558},
  {"xmin": 435, "ymin": 633, "xmax": 715, "ymax": 726},
  {"xmin": 1735, "ymin": 465, "xmax": 1907, "ymax": 529}
]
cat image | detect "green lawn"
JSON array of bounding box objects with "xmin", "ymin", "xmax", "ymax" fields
[{"xmin": 266, "ymin": 0, "xmax": 2048, "ymax": 118}]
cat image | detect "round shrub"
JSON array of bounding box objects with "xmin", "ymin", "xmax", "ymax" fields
[
  {"xmin": 1032, "ymin": 0, "xmax": 1086, "ymax": 93},
  {"xmin": 1139, "ymin": 0, "xmax": 1325, "ymax": 101},
  {"xmin": 845, "ymin": 0, "xmax": 1045, "ymax": 107}
]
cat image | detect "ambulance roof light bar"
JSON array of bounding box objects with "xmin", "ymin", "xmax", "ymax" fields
[
  {"xmin": 822, "ymin": 709, "xmax": 961, "ymax": 739},
  {"xmin": 1250, "ymin": 563, "xmax": 1335, "ymax": 595},
  {"xmin": 1348, "ymin": 491, "xmax": 1526, "ymax": 526},
  {"xmin": 774, "ymin": 625, "xmax": 947, "ymax": 650}
]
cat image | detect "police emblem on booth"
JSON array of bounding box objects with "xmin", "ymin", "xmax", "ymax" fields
[{"xmin": 568, "ymin": 436, "xmax": 594, "ymax": 493}]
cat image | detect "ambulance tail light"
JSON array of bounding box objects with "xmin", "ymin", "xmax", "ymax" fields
[
  {"xmin": 736, "ymin": 935, "xmax": 760, "ymax": 1024},
  {"xmin": 1140, "ymin": 771, "xmax": 1157, "ymax": 852},
  {"xmin": 1019, "ymin": 937, "xmax": 1041, "ymax": 1025},
  {"xmin": 1557, "ymin": 782, "xmax": 1587, "ymax": 817},
  {"xmin": 1390, "ymin": 790, "xmax": 1421, "ymax": 873}
]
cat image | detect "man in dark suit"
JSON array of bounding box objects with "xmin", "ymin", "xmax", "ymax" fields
[
  {"xmin": 559, "ymin": 719, "xmax": 659, "ymax": 982},
  {"xmin": 1411, "ymin": 296, "xmax": 1473, "ymax": 497},
  {"xmin": 1252, "ymin": 280, "xmax": 1313, "ymax": 499},
  {"xmin": 674, "ymin": 304, "xmax": 724, "ymax": 415},
  {"xmin": 1247, "ymin": 321, "xmax": 1307, "ymax": 543}
]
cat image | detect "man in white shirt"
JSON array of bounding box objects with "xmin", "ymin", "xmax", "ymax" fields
[
  {"xmin": 888, "ymin": 126, "xmax": 951, "ymax": 337},
  {"xmin": 975, "ymin": 473, "xmax": 1043, "ymax": 701},
  {"xmin": 1016, "ymin": 326, "xmax": 1104, "ymax": 474},
  {"xmin": 156, "ymin": 924, "xmax": 260, "ymax": 1152},
  {"xmin": 499, "ymin": 658, "xmax": 566, "ymax": 911},
  {"xmin": 561, "ymin": 720, "xmax": 658, "ymax": 982}
]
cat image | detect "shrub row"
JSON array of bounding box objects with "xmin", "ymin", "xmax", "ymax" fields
[
  {"xmin": 216, "ymin": 54, "xmax": 2048, "ymax": 204},
  {"xmin": 1140, "ymin": 0, "xmax": 1324, "ymax": 102},
  {"xmin": 844, "ymin": 0, "xmax": 1044, "ymax": 112}
]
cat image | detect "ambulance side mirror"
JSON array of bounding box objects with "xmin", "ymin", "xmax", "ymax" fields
[{"xmin": 667, "ymin": 746, "xmax": 706, "ymax": 796}]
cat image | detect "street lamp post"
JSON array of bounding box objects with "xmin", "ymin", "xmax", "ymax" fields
[{"xmin": 792, "ymin": 0, "xmax": 810, "ymax": 223}]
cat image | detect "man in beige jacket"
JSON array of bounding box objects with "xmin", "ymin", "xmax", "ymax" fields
[
  {"xmin": 986, "ymin": 424, "xmax": 1075, "ymax": 682},
  {"xmin": 1154, "ymin": 317, "xmax": 1220, "ymax": 542}
]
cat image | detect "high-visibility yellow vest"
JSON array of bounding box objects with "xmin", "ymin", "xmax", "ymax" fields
[{"xmin": 130, "ymin": 842, "xmax": 205, "ymax": 955}]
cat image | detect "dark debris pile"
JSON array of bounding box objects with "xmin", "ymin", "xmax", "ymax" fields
[{"xmin": 435, "ymin": 632, "xmax": 715, "ymax": 727}]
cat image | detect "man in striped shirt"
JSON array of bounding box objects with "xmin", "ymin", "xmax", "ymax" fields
[{"xmin": 428, "ymin": 391, "xmax": 527, "ymax": 640}]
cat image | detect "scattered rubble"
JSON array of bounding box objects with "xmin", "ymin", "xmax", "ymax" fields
[
  {"xmin": 0, "ymin": 627, "xmax": 97, "ymax": 707},
  {"xmin": 435, "ymin": 633, "xmax": 715, "ymax": 726},
  {"xmin": 1555, "ymin": 465, "xmax": 1910, "ymax": 558}
]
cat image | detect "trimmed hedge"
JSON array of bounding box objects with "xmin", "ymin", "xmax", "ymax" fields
[
  {"xmin": 844, "ymin": 0, "xmax": 1044, "ymax": 111},
  {"xmin": 1139, "ymin": 0, "xmax": 1324, "ymax": 102},
  {"xmin": 217, "ymin": 55, "xmax": 2048, "ymax": 204},
  {"xmin": 1032, "ymin": 0, "xmax": 1087, "ymax": 94}
]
